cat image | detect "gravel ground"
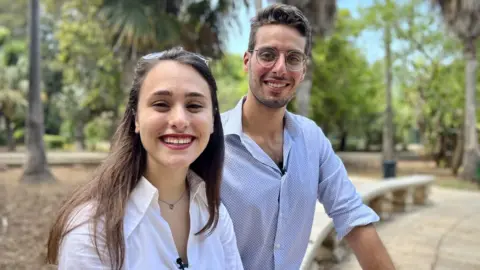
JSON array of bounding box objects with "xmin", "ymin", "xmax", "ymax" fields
[{"xmin": 0, "ymin": 166, "xmax": 94, "ymax": 270}]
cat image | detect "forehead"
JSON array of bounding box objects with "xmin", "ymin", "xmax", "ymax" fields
[
  {"xmin": 254, "ymin": 24, "xmax": 306, "ymax": 52},
  {"xmin": 140, "ymin": 60, "xmax": 211, "ymax": 99}
]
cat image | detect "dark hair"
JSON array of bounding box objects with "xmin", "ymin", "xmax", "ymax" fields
[
  {"xmin": 248, "ymin": 3, "xmax": 312, "ymax": 56},
  {"xmin": 46, "ymin": 47, "xmax": 224, "ymax": 270}
]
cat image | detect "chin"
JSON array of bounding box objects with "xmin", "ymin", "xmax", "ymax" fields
[{"xmin": 161, "ymin": 158, "xmax": 195, "ymax": 170}]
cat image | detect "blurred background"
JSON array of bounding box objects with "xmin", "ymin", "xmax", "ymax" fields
[{"xmin": 0, "ymin": 0, "xmax": 479, "ymax": 269}]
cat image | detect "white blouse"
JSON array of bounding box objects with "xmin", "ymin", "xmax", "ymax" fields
[{"xmin": 58, "ymin": 170, "xmax": 244, "ymax": 270}]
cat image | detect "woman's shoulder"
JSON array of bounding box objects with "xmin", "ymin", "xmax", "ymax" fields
[{"xmin": 64, "ymin": 201, "xmax": 103, "ymax": 237}]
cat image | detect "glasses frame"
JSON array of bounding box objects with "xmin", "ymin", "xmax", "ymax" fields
[{"xmin": 249, "ymin": 47, "xmax": 307, "ymax": 71}]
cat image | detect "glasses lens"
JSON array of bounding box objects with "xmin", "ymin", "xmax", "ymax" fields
[
  {"xmin": 255, "ymin": 48, "xmax": 305, "ymax": 71},
  {"xmin": 256, "ymin": 48, "xmax": 277, "ymax": 67},
  {"xmin": 286, "ymin": 51, "xmax": 305, "ymax": 71}
]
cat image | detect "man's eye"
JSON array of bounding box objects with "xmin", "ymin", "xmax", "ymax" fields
[
  {"xmin": 288, "ymin": 54, "xmax": 302, "ymax": 64},
  {"xmin": 260, "ymin": 52, "xmax": 276, "ymax": 61}
]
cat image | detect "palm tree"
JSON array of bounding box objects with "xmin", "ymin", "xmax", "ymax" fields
[
  {"xmin": 98, "ymin": 0, "xmax": 249, "ymax": 104},
  {"xmin": 279, "ymin": 0, "xmax": 337, "ymax": 117},
  {"xmin": 20, "ymin": 0, "xmax": 55, "ymax": 183},
  {"xmin": 99, "ymin": 0, "xmax": 249, "ymax": 59},
  {"xmin": 431, "ymin": 0, "xmax": 480, "ymax": 181}
]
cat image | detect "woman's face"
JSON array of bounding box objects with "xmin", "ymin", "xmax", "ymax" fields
[{"xmin": 135, "ymin": 60, "xmax": 214, "ymax": 170}]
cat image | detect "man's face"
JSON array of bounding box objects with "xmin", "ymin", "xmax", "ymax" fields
[{"xmin": 244, "ymin": 24, "xmax": 307, "ymax": 109}]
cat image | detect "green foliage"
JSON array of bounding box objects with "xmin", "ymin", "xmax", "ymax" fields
[
  {"xmin": 0, "ymin": 26, "xmax": 10, "ymax": 46},
  {"xmin": 13, "ymin": 128, "xmax": 24, "ymax": 142},
  {"xmin": 54, "ymin": 0, "xmax": 124, "ymax": 144},
  {"xmin": 211, "ymin": 54, "xmax": 248, "ymax": 112},
  {"xmin": 309, "ymin": 9, "xmax": 384, "ymax": 146},
  {"xmin": 84, "ymin": 112, "xmax": 114, "ymax": 151},
  {"xmin": 99, "ymin": 0, "xmax": 248, "ymax": 59},
  {"xmin": 0, "ymin": 0, "xmax": 28, "ymax": 39},
  {"xmin": 44, "ymin": 134, "xmax": 66, "ymax": 149}
]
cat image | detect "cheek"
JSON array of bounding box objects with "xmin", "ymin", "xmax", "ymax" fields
[
  {"xmin": 139, "ymin": 112, "xmax": 166, "ymax": 134},
  {"xmin": 291, "ymin": 71, "xmax": 304, "ymax": 84},
  {"xmin": 192, "ymin": 114, "xmax": 214, "ymax": 137},
  {"xmin": 250, "ymin": 62, "xmax": 268, "ymax": 79}
]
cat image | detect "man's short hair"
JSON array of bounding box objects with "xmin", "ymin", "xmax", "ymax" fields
[{"xmin": 248, "ymin": 4, "xmax": 312, "ymax": 56}]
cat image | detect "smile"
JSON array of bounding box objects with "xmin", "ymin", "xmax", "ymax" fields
[
  {"xmin": 266, "ymin": 82, "xmax": 288, "ymax": 88},
  {"xmin": 159, "ymin": 134, "xmax": 195, "ymax": 150}
]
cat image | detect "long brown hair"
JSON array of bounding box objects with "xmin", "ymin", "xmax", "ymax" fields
[{"xmin": 46, "ymin": 47, "xmax": 225, "ymax": 269}]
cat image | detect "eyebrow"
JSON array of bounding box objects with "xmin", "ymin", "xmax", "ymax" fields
[{"xmin": 151, "ymin": 89, "xmax": 206, "ymax": 98}]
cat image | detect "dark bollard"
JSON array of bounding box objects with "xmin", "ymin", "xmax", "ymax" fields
[{"xmin": 383, "ymin": 160, "xmax": 396, "ymax": 179}]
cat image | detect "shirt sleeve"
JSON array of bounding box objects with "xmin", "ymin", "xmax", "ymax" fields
[
  {"xmin": 316, "ymin": 128, "xmax": 380, "ymax": 240},
  {"xmin": 219, "ymin": 203, "xmax": 244, "ymax": 270},
  {"xmin": 57, "ymin": 204, "xmax": 111, "ymax": 270}
]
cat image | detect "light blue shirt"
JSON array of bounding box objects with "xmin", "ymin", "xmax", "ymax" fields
[{"xmin": 220, "ymin": 97, "xmax": 380, "ymax": 270}]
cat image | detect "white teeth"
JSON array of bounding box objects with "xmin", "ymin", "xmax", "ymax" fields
[
  {"xmin": 266, "ymin": 82, "xmax": 287, "ymax": 88},
  {"xmin": 163, "ymin": 137, "xmax": 192, "ymax": 144}
]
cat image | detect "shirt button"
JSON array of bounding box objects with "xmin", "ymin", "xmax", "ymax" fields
[
  {"xmin": 275, "ymin": 244, "xmax": 281, "ymax": 249},
  {"xmin": 279, "ymin": 212, "xmax": 283, "ymax": 218}
]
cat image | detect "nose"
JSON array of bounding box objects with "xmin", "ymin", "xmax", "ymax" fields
[
  {"xmin": 168, "ymin": 105, "xmax": 189, "ymax": 132},
  {"xmin": 271, "ymin": 53, "xmax": 287, "ymax": 76}
]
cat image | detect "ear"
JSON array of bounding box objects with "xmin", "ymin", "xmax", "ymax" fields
[
  {"xmin": 300, "ymin": 62, "xmax": 307, "ymax": 81},
  {"xmin": 134, "ymin": 114, "xmax": 140, "ymax": 134},
  {"xmin": 243, "ymin": 51, "xmax": 250, "ymax": 72}
]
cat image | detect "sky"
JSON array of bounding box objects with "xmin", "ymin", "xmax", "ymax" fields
[{"xmin": 225, "ymin": 0, "xmax": 384, "ymax": 63}]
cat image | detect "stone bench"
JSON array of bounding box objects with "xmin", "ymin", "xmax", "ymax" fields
[{"xmin": 301, "ymin": 174, "xmax": 435, "ymax": 270}]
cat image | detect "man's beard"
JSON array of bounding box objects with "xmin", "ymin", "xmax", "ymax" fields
[{"xmin": 249, "ymin": 76, "xmax": 294, "ymax": 109}]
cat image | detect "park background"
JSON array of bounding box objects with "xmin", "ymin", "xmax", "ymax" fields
[{"xmin": 1, "ymin": 0, "xmax": 480, "ymax": 269}]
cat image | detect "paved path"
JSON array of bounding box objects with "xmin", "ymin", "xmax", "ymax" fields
[{"xmin": 330, "ymin": 183, "xmax": 480, "ymax": 270}]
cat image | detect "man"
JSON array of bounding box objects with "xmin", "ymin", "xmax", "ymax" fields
[{"xmin": 220, "ymin": 3, "xmax": 395, "ymax": 270}]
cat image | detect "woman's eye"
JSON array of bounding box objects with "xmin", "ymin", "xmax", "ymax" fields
[
  {"xmin": 187, "ymin": 104, "xmax": 203, "ymax": 111},
  {"xmin": 152, "ymin": 102, "xmax": 169, "ymax": 110}
]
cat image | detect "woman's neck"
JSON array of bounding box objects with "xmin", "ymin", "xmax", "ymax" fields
[{"xmin": 144, "ymin": 159, "xmax": 189, "ymax": 202}]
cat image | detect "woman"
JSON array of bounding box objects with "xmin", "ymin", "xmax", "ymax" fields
[{"xmin": 46, "ymin": 47, "xmax": 243, "ymax": 269}]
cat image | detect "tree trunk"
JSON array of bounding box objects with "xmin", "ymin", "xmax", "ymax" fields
[
  {"xmin": 21, "ymin": 0, "xmax": 55, "ymax": 183},
  {"xmin": 295, "ymin": 59, "xmax": 313, "ymax": 117},
  {"xmin": 74, "ymin": 120, "xmax": 85, "ymax": 151},
  {"xmin": 255, "ymin": 0, "xmax": 262, "ymax": 11},
  {"xmin": 339, "ymin": 130, "xmax": 348, "ymax": 152},
  {"xmin": 5, "ymin": 117, "xmax": 15, "ymax": 152},
  {"xmin": 382, "ymin": 24, "xmax": 395, "ymax": 162},
  {"xmin": 364, "ymin": 133, "xmax": 371, "ymax": 151},
  {"xmin": 461, "ymin": 38, "xmax": 479, "ymax": 181},
  {"xmin": 433, "ymin": 131, "xmax": 445, "ymax": 168},
  {"xmin": 452, "ymin": 126, "xmax": 463, "ymax": 176}
]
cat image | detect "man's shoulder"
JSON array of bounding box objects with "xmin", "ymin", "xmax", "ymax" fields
[{"xmin": 287, "ymin": 111, "xmax": 324, "ymax": 138}]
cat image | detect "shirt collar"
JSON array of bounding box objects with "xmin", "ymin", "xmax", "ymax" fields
[
  {"xmin": 223, "ymin": 97, "xmax": 245, "ymax": 136},
  {"xmin": 125, "ymin": 169, "xmax": 207, "ymax": 238},
  {"xmin": 223, "ymin": 96, "xmax": 300, "ymax": 139}
]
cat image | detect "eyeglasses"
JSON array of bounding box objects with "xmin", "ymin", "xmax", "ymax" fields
[
  {"xmin": 249, "ymin": 47, "xmax": 306, "ymax": 71},
  {"xmin": 142, "ymin": 49, "xmax": 211, "ymax": 66}
]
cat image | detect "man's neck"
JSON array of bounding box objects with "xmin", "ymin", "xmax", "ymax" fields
[{"xmin": 242, "ymin": 92, "xmax": 286, "ymax": 139}]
